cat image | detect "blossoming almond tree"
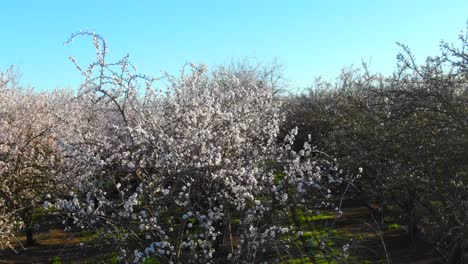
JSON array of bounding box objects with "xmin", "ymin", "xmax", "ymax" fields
[
  {"xmin": 0, "ymin": 67, "xmax": 64, "ymax": 247},
  {"xmin": 51, "ymin": 32, "xmax": 348, "ymax": 263}
]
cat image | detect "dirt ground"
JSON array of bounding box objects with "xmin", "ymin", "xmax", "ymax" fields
[
  {"xmin": 0, "ymin": 229, "xmax": 113, "ymax": 264},
  {"xmin": 1, "ymin": 205, "xmax": 443, "ymax": 264}
]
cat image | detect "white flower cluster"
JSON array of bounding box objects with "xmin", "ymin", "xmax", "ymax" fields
[{"xmin": 0, "ymin": 211, "xmax": 23, "ymax": 251}]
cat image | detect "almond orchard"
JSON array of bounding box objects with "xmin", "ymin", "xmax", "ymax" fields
[{"xmin": 0, "ymin": 30, "xmax": 467, "ymax": 263}]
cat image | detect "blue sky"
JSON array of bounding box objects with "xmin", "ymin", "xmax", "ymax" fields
[{"xmin": 1, "ymin": 1, "xmax": 467, "ymax": 92}]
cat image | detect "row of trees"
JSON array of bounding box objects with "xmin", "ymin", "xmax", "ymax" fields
[{"xmin": 282, "ymin": 31, "xmax": 468, "ymax": 263}]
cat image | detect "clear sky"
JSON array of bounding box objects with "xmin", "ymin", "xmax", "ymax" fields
[{"xmin": 1, "ymin": 0, "xmax": 467, "ymax": 92}]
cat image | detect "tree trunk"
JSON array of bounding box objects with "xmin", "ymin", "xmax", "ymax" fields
[
  {"xmin": 290, "ymin": 203, "xmax": 301, "ymax": 228},
  {"xmin": 23, "ymin": 211, "xmax": 36, "ymax": 246},
  {"xmin": 407, "ymin": 207, "xmax": 419, "ymax": 243},
  {"xmin": 26, "ymin": 227, "xmax": 35, "ymax": 246}
]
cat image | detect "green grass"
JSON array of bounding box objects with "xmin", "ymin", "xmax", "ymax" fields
[
  {"xmin": 387, "ymin": 223, "xmax": 401, "ymax": 230},
  {"xmin": 141, "ymin": 258, "xmax": 160, "ymax": 264},
  {"xmin": 78, "ymin": 231, "xmax": 100, "ymax": 244},
  {"xmin": 51, "ymin": 256, "xmax": 62, "ymax": 264},
  {"xmin": 293, "ymin": 208, "xmax": 335, "ymax": 226},
  {"xmin": 384, "ymin": 216, "xmax": 402, "ymax": 230},
  {"xmin": 283, "ymin": 257, "xmax": 313, "ymax": 264}
]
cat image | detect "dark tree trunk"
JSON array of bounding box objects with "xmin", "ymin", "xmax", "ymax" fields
[
  {"xmin": 25, "ymin": 227, "xmax": 35, "ymax": 246},
  {"xmin": 407, "ymin": 207, "xmax": 419, "ymax": 243},
  {"xmin": 290, "ymin": 203, "xmax": 301, "ymax": 228},
  {"xmin": 23, "ymin": 211, "xmax": 36, "ymax": 246}
]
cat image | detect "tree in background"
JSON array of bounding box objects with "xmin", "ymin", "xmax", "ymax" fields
[
  {"xmin": 283, "ymin": 27, "xmax": 468, "ymax": 262},
  {"xmin": 0, "ymin": 66, "xmax": 65, "ymax": 246}
]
